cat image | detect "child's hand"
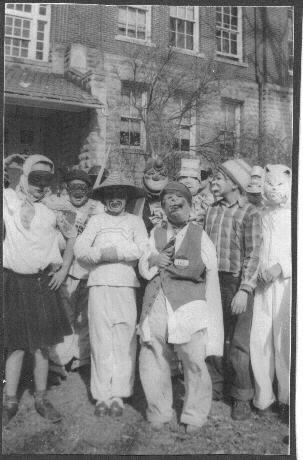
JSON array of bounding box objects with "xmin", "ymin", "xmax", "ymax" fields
[
  {"xmin": 259, "ymin": 263, "xmax": 282, "ymax": 284},
  {"xmin": 231, "ymin": 290, "xmax": 248, "ymax": 315},
  {"xmin": 99, "ymin": 247, "xmax": 119, "ymax": 263},
  {"xmin": 148, "ymin": 253, "xmax": 171, "ymax": 269}
]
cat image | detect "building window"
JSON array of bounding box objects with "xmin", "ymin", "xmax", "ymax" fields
[
  {"xmin": 169, "ymin": 6, "xmax": 198, "ymax": 51},
  {"xmin": 118, "ymin": 5, "xmax": 151, "ymax": 41},
  {"xmin": 172, "ymin": 97, "xmax": 194, "ymax": 152},
  {"xmin": 216, "ymin": 6, "xmax": 242, "ymax": 61},
  {"xmin": 220, "ymin": 99, "xmax": 242, "ymax": 156},
  {"xmin": 5, "ymin": 3, "xmax": 50, "ymax": 61},
  {"xmin": 120, "ymin": 81, "xmax": 145, "ymax": 148},
  {"xmin": 288, "ymin": 8, "xmax": 294, "ymax": 73}
]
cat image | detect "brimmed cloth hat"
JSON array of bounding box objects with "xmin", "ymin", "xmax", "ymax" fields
[
  {"xmin": 91, "ymin": 170, "xmax": 146, "ymax": 201},
  {"xmin": 160, "ymin": 181, "xmax": 192, "ymax": 206},
  {"xmin": 64, "ymin": 169, "xmax": 92, "ymax": 186},
  {"xmin": 218, "ymin": 158, "xmax": 252, "ymax": 192}
]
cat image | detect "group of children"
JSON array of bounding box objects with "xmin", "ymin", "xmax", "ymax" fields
[{"xmin": 3, "ymin": 153, "xmax": 291, "ymax": 436}]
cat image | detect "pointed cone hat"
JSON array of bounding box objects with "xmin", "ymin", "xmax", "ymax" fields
[{"xmin": 91, "ymin": 170, "xmax": 146, "ymax": 201}]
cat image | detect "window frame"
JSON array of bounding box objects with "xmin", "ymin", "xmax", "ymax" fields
[
  {"xmin": 5, "ymin": 3, "xmax": 50, "ymax": 62},
  {"xmin": 169, "ymin": 6, "xmax": 199, "ymax": 53},
  {"xmin": 120, "ymin": 81, "xmax": 146, "ymax": 149},
  {"xmin": 117, "ymin": 5, "xmax": 152, "ymax": 44},
  {"xmin": 215, "ymin": 6, "xmax": 243, "ymax": 62}
]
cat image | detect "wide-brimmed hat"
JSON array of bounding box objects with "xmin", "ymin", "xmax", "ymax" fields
[
  {"xmin": 91, "ymin": 170, "xmax": 145, "ymax": 201},
  {"xmin": 218, "ymin": 158, "xmax": 252, "ymax": 192}
]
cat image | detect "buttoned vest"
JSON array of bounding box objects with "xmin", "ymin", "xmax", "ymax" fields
[{"xmin": 141, "ymin": 222, "xmax": 206, "ymax": 322}]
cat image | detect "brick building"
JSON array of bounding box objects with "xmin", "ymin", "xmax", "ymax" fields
[{"xmin": 4, "ymin": 4, "xmax": 293, "ymax": 184}]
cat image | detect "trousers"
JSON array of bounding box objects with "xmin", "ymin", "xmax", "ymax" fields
[
  {"xmin": 89, "ymin": 285, "xmax": 137, "ymax": 403},
  {"xmin": 250, "ymin": 278, "xmax": 291, "ymax": 409},
  {"xmin": 49, "ymin": 276, "xmax": 90, "ymax": 366},
  {"xmin": 139, "ymin": 291, "xmax": 212, "ymax": 427},
  {"xmin": 206, "ymin": 272, "xmax": 254, "ymax": 401}
]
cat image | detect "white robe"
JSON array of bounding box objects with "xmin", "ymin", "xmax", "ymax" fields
[{"xmin": 250, "ymin": 205, "xmax": 291, "ymax": 409}]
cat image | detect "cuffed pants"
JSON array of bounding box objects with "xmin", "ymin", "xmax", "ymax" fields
[
  {"xmin": 207, "ymin": 273, "xmax": 254, "ymax": 401},
  {"xmin": 89, "ymin": 285, "xmax": 137, "ymax": 404},
  {"xmin": 250, "ymin": 278, "xmax": 291, "ymax": 409},
  {"xmin": 49, "ymin": 276, "xmax": 90, "ymax": 366},
  {"xmin": 139, "ymin": 292, "xmax": 212, "ymax": 427}
]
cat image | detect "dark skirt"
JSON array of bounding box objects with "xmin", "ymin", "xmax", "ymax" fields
[{"xmin": 4, "ymin": 268, "xmax": 72, "ymax": 352}]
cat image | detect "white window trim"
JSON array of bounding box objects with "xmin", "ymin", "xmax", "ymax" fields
[
  {"xmin": 169, "ymin": 6, "xmax": 199, "ymax": 53},
  {"xmin": 215, "ymin": 6, "xmax": 243, "ymax": 62},
  {"xmin": 116, "ymin": 5, "xmax": 152, "ymax": 44},
  {"xmin": 5, "ymin": 3, "xmax": 50, "ymax": 62}
]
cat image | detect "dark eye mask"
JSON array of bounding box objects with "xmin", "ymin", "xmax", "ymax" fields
[{"xmin": 28, "ymin": 170, "xmax": 54, "ymax": 187}]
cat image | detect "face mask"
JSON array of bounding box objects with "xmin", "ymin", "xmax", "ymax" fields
[{"xmin": 67, "ymin": 183, "xmax": 89, "ymax": 198}]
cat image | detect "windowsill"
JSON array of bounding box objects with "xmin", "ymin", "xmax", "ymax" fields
[
  {"xmin": 115, "ymin": 35, "xmax": 156, "ymax": 47},
  {"xmin": 215, "ymin": 55, "xmax": 248, "ymax": 68},
  {"xmin": 5, "ymin": 56, "xmax": 50, "ymax": 68},
  {"xmin": 170, "ymin": 46, "xmax": 205, "ymax": 58}
]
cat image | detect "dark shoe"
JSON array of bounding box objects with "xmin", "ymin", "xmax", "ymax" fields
[
  {"xmin": 256, "ymin": 403, "xmax": 276, "ymax": 417},
  {"xmin": 3, "ymin": 398, "xmax": 19, "ymax": 426},
  {"xmin": 94, "ymin": 401, "xmax": 109, "ymax": 417},
  {"xmin": 231, "ymin": 400, "xmax": 251, "ymax": 421},
  {"xmin": 279, "ymin": 404, "xmax": 289, "ymax": 425},
  {"xmin": 109, "ymin": 400, "xmax": 123, "ymax": 417},
  {"xmin": 35, "ymin": 396, "xmax": 62, "ymax": 423}
]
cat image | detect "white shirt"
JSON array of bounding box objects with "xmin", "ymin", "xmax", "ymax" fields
[
  {"xmin": 3, "ymin": 188, "xmax": 64, "ymax": 274},
  {"xmin": 74, "ymin": 212, "xmax": 149, "ymax": 288},
  {"xmin": 138, "ymin": 222, "xmax": 224, "ymax": 356}
]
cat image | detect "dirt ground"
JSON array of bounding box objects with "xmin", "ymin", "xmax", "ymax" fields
[{"xmin": 2, "ymin": 362, "xmax": 289, "ymax": 456}]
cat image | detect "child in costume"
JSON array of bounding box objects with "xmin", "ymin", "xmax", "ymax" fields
[
  {"xmin": 74, "ymin": 171, "xmax": 149, "ymax": 417},
  {"xmin": 3, "ymin": 155, "xmax": 76, "ymax": 426},
  {"xmin": 49, "ymin": 169, "xmax": 105, "ymax": 376},
  {"xmin": 250, "ymin": 164, "xmax": 291, "ymax": 423},
  {"xmin": 205, "ymin": 159, "xmax": 262, "ymax": 421},
  {"xmin": 138, "ymin": 182, "xmax": 223, "ymax": 433},
  {"xmin": 177, "ymin": 158, "xmax": 214, "ymax": 225},
  {"xmin": 246, "ymin": 165, "xmax": 265, "ymax": 208}
]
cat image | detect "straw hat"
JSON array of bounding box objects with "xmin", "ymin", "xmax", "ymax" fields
[
  {"xmin": 91, "ymin": 170, "xmax": 146, "ymax": 201},
  {"xmin": 219, "ymin": 158, "xmax": 252, "ymax": 192}
]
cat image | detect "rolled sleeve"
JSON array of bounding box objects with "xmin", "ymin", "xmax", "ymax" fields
[
  {"xmin": 74, "ymin": 215, "xmax": 101, "ymax": 264},
  {"xmin": 240, "ymin": 209, "xmax": 262, "ymax": 291}
]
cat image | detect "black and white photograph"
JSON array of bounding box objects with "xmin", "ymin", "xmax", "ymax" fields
[{"xmin": 2, "ymin": 2, "xmax": 300, "ymax": 456}]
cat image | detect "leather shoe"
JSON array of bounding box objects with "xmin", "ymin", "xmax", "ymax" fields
[
  {"xmin": 35, "ymin": 397, "xmax": 62, "ymax": 423},
  {"xmin": 3, "ymin": 399, "xmax": 19, "ymax": 426},
  {"xmin": 95, "ymin": 401, "xmax": 109, "ymax": 417},
  {"xmin": 109, "ymin": 400, "xmax": 123, "ymax": 417},
  {"xmin": 231, "ymin": 400, "xmax": 251, "ymax": 421}
]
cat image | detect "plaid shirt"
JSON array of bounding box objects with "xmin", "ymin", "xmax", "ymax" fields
[{"xmin": 205, "ymin": 196, "xmax": 262, "ymax": 292}]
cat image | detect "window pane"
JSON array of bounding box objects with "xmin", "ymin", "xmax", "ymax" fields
[
  {"xmin": 24, "ymin": 4, "xmax": 32, "ymax": 12},
  {"xmin": 36, "ymin": 51, "xmax": 43, "ymax": 60},
  {"xmin": 223, "ymin": 7, "xmax": 230, "ymax": 15},
  {"xmin": 12, "ymin": 47, "xmax": 19, "ymax": 56},
  {"xmin": 231, "ymin": 15, "xmax": 237, "ymax": 30},
  {"xmin": 223, "ymin": 14, "xmax": 230, "ymax": 28},
  {"xmin": 231, "ymin": 7, "xmax": 237, "ymax": 17},
  {"xmin": 15, "ymin": 18, "xmax": 21, "ymax": 27},
  {"xmin": 5, "ymin": 26, "xmax": 12, "ymax": 35},
  {"xmin": 5, "ymin": 46, "xmax": 11, "ymax": 55},
  {"xmin": 23, "ymin": 20, "xmax": 30, "ymax": 28},
  {"xmin": 169, "ymin": 30, "xmax": 176, "ymax": 47},
  {"xmin": 170, "ymin": 17, "xmax": 176, "ymax": 32},
  {"xmin": 6, "ymin": 16, "xmax": 13, "ymax": 25},
  {"xmin": 6, "ymin": 4, "xmax": 14, "ymax": 9},
  {"xmin": 14, "ymin": 27, "xmax": 21, "ymax": 36},
  {"xmin": 216, "ymin": 35, "xmax": 221, "ymax": 52},
  {"xmin": 186, "ymin": 34, "xmax": 193, "ymax": 50},
  {"xmin": 36, "ymin": 41, "xmax": 43, "ymax": 50},
  {"xmin": 230, "ymin": 39, "xmax": 237, "ymax": 55},
  {"xmin": 16, "ymin": 4, "xmax": 23, "ymax": 10},
  {"xmin": 13, "ymin": 38, "xmax": 19, "ymax": 46},
  {"xmin": 38, "ymin": 21, "xmax": 45, "ymax": 31},
  {"xmin": 130, "ymin": 130, "xmax": 141, "ymax": 146},
  {"xmin": 186, "ymin": 6, "xmax": 194, "ymax": 21},
  {"xmin": 137, "ymin": 28, "xmax": 145, "ymax": 40},
  {"xmin": 39, "ymin": 5, "xmax": 47, "ymax": 15},
  {"xmin": 5, "ymin": 37, "xmax": 11, "ymax": 44},
  {"xmin": 37, "ymin": 32, "xmax": 44, "ymax": 40},
  {"xmin": 186, "ymin": 21, "xmax": 193, "ymax": 35},
  {"xmin": 177, "ymin": 32, "xmax": 185, "ymax": 49},
  {"xmin": 170, "ymin": 6, "xmax": 177, "ymax": 16},
  {"xmin": 178, "ymin": 6, "xmax": 186, "ymax": 18},
  {"xmin": 118, "ymin": 6, "xmax": 126, "ymax": 23},
  {"xmin": 181, "ymin": 139, "xmax": 190, "ymax": 151},
  {"xmin": 216, "ymin": 11, "xmax": 222, "ymax": 26},
  {"xmin": 177, "ymin": 19, "xmax": 185, "ymax": 33},
  {"xmin": 223, "ymin": 38, "xmax": 229, "ymax": 53}
]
